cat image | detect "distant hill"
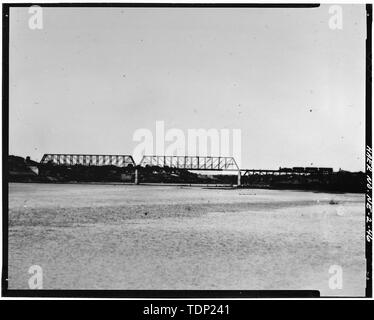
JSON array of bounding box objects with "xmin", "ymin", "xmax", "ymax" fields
[{"xmin": 8, "ymin": 155, "xmax": 39, "ymax": 182}]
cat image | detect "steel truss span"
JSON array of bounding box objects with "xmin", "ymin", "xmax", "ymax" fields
[
  {"xmin": 40, "ymin": 154, "xmax": 136, "ymax": 167},
  {"xmin": 139, "ymin": 155, "xmax": 239, "ymax": 171}
]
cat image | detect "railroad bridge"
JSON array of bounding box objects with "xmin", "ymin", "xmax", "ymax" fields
[
  {"xmin": 39, "ymin": 154, "xmax": 242, "ymax": 185},
  {"xmin": 40, "ymin": 154, "xmax": 136, "ymax": 167},
  {"xmin": 39, "ymin": 153, "xmax": 333, "ymax": 186},
  {"xmin": 139, "ymin": 155, "xmax": 239, "ymax": 171}
]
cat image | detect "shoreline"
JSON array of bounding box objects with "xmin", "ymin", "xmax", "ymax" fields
[{"xmin": 7, "ymin": 181, "xmax": 365, "ymax": 194}]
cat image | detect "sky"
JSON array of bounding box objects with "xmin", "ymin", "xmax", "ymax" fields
[{"xmin": 9, "ymin": 4, "xmax": 366, "ymax": 171}]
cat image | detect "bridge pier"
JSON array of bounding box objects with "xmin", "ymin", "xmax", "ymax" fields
[
  {"xmin": 237, "ymin": 170, "xmax": 241, "ymax": 187},
  {"xmin": 134, "ymin": 168, "xmax": 139, "ymax": 185}
]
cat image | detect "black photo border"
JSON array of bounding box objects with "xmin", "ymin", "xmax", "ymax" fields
[{"xmin": 1, "ymin": 2, "xmax": 371, "ymax": 299}]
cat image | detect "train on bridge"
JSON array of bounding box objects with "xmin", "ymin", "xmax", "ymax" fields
[{"xmin": 279, "ymin": 167, "xmax": 334, "ymax": 174}]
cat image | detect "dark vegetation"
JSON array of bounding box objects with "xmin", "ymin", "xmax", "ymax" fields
[
  {"xmin": 8, "ymin": 155, "xmax": 365, "ymax": 193},
  {"xmin": 241, "ymin": 171, "xmax": 365, "ymax": 193}
]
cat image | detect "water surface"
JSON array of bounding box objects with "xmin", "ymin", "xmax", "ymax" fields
[{"xmin": 8, "ymin": 183, "xmax": 366, "ymax": 295}]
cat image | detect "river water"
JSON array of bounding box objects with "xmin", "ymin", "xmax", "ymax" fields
[{"xmin": 8, "ymin": 183, "xmax": 366, "ymax": 296}]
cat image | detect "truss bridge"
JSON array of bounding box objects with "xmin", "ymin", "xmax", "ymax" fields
[
  {"xmin": 40, "ymin": 154, "xmax": 136, "ymax": 167},
  {"xmin": 139, "ymin": 155, "xmax": 239, "ymax": 171}
]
